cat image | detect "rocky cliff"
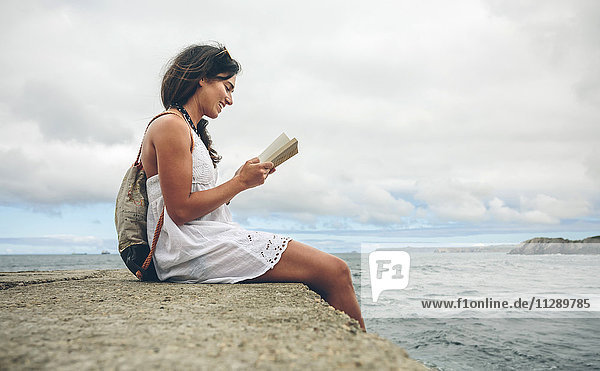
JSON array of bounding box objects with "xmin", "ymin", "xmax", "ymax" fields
[{"xmin": 508, "ymin": 236, "xmax": 600, "ymax": 255}]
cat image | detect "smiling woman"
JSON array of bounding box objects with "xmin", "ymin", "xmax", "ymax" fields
[{"xmin": 138, "ymin": 43, "xmax": 365, "ymax": 330}]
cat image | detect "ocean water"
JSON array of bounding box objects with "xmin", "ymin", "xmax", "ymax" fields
[
  {"xmin": 2, "ymin": 252, "xmax": 599, "ymax": 370},
  {"xmin": 339, "ymin": 252, "xmax": 600, "ymax": 370},
  {"xmin": 0, "ymin": 254, "xmax": 124, "ymax": 272}
]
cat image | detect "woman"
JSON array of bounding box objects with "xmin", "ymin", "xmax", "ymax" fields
[{"xmin": 141, "ymin": 43, "xmax": 365, "ymax": 330}]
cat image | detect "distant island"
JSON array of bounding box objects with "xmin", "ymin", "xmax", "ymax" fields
[
  {"xmin": 434, "ymin": 245, "xmax": 515, "ymax": 253},
  {"xmin": 508, "ymin": 236, "xmax": 600, "ymax": 255}
]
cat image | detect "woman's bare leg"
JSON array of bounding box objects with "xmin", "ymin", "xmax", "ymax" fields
[{"xmin": 242, "ymin": 240, "xmax": 366, "ymax": 330}]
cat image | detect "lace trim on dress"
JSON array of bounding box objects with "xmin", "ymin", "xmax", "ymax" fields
[{"xmin": 241, "ymin": 231, "xmax": 291, "ymax": 267}]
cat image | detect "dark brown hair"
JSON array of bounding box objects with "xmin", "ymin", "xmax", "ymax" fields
[{"xmin": 161, "ymin": 43, "xmax": 241, "ymax": 167}]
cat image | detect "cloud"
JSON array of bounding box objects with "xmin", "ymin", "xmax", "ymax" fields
[
  {"xmin": 9, "ymin": 80, "xmax": 134, "ymax": 143},
  {"xmin": 227, "ymin": 165, "xmax": 414, "ymax": 228},
  {"xmin": 415, "ymin": 179, "xmax": 490, "ymax": 222},
  {"xmin": 520, "ymin": 194, "xmax": 590, "ymax": 221},
  {"xmin": 488, "ymin": 197, "xmax": 558, "ymax": 224},
  {"xmin": 483, "ymin": 0, "xmax": 600, "ymax": 106},
  {"xmin": 0, "ymin": 0, "xmax": 598, "ymax": 235},
  {"xmin": 0, "ymin": 140, "xmax": 134, "ymax": 205}
]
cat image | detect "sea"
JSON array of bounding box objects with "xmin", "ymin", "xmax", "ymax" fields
[{"xmin": 1, "ymin": 252, "xmax": 599, "ymax": 370}]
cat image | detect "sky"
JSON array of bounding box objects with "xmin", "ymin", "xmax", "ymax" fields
[{"xmin": 0, "ymin": 0, "xmax": 598, "ymax": 254}]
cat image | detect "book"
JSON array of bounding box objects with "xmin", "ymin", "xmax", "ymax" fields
[{"xmin": 258, "ymin": 133, "xmax": 298, "ymax": 168}]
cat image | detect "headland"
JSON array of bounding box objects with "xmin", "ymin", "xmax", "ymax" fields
[{"xmin": 508, "ymin": 236, "xmax": 600, "ymax": 255}]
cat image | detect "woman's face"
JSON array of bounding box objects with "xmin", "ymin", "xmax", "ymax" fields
[{"xmin": 197, "ymin": 73, "xmax": 236, "ymax": 119}]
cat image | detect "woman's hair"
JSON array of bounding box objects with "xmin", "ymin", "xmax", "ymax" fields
[{"xmin": 161, "ymin": 43, "xmax": 241, "ymax": 167}]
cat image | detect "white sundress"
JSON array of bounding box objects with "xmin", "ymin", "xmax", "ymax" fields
[{"xmin": 146, "ymin": 128, "xmax": 291, "ymax": 283}]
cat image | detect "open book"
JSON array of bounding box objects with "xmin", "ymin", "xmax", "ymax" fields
[{"xmin": 258, "ymin": 133, "xmax": 298, "ymax": 168}]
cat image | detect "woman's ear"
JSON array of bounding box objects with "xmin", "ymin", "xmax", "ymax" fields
[{"xmin": 198, "ymin": 79, "xmax": 203, "ymax": 87}]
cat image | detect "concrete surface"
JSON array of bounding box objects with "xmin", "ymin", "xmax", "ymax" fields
[{"xmin": 0, "ymin": 269, "xmax": 427, "ymax": 370}]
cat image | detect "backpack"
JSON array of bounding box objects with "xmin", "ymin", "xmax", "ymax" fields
[{"xmin": 115, "ymin": 111, "xmax": 187, "ymax": 281}]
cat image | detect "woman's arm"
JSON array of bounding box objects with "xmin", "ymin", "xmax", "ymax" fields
[{"xmin": 150, "ymin": 116, "xmax": 273, "ymax": 225}]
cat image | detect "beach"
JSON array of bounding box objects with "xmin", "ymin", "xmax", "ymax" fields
[{"xmin": 0, "ymin": 269, "xmax": 427, "ymax": 370}]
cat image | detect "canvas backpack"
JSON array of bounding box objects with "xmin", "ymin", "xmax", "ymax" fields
[{"xmin": 115, "ymin": 111, "xmax": 189, "ymax": 281}]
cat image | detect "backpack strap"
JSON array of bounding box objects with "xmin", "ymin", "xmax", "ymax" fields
[
  {"xmin": 136, "ymin": 207, "xmax": 165, "ymax": 280},
  {"xmin": 134, "ymin": 110, "xmax": 193, "ymax": 168},
  {"xmin": 133, "ymin": 110, "xmax": 193, "ymax": 281}
]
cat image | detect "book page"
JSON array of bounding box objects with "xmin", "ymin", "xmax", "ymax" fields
[
  {"xmin": 259, "ymin": 133, "xmax": 290, "ymax": 163},
  {"xmin": 258, "ymin": 133, "xmax": 298, "ymax": 167},
  {"xmin": 269, "ymin": 138, "xmax": 298, "ymax": 167}
]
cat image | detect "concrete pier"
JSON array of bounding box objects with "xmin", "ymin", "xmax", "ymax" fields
[{"xmin": 0, "ymin": 269, "xmax": 427, "ymax": 370}]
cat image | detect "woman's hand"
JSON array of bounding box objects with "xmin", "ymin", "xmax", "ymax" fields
[
  {"xmin": 236, "ymin": 158, "xmax": 274, "ymax": 189},
  {"xmin": 234, "ymin": 162, "xmax": 276, "ymax": 177}
]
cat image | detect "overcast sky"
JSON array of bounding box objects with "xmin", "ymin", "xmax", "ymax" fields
[{"xmin": 0, "ymin": 0, "xmax": 598, "ymax": 254}]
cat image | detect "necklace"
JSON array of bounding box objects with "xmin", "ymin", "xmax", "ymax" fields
[{"xmin": 172, "ymin": 103, "xmax": 199, "ymax": 135}]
